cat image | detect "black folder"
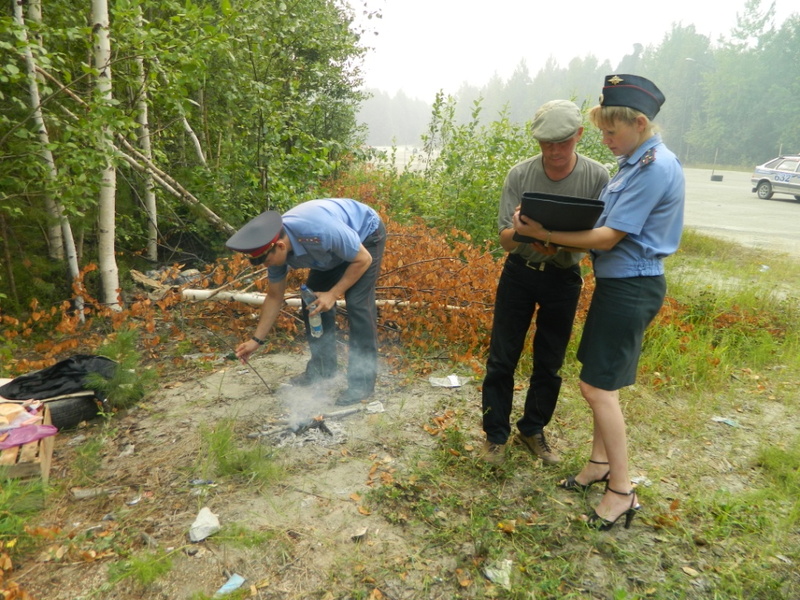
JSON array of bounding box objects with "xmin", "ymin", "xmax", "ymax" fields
[{"xmin": 512, "ymin": 192, "xmax": 605, "ymax": 243}]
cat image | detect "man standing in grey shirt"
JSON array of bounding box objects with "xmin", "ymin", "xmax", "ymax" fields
[{"xmin": 479, "ymin": 100, "xmax": 609, "ymax": 466}]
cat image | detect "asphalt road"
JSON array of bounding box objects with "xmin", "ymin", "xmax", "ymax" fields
[{"xmin": 683, "ymin": 168, "xmax": 800, "ymax": 257}]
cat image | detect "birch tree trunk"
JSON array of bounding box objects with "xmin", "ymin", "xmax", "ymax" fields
[
  {"xmin": 23, "ymin": 0, "xmax": 64, "ymax": 260},
  {"xmin": 183, "ymin": 111, "xmax": 207, "ymax": 166},
  {"xmin": 134, "ymin": 8, "xmax": 158, "ymax": 263},
  {"xmin": 92, "ymin": 0, "xmax": 121, "ymax": 310},
  {"xmin": 14, "ymin": 0, "xmax": 85, "ymax": 319}
]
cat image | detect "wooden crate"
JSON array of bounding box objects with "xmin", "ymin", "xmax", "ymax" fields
[{"xmin": 0, "ymin": 405, "xmax": 54, "ymax": 484}]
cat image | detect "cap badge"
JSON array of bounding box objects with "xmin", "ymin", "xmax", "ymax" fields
[{"xmin": 608, "ymin": 75, "xmax": 624, "ymax": 85}]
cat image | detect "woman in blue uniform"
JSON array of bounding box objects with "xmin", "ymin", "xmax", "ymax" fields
[{"xmin": 514, "ymin": 74, "xmax": 685, "ymax": 531}]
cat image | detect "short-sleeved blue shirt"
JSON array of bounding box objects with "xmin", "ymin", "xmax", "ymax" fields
[
  {"xmin": 268, "ymin": 198, "xmax": 381, "ymax": 283},
  {"xmin": 592, "ymin": 134, "xmax": 685, "ymax": 278}
]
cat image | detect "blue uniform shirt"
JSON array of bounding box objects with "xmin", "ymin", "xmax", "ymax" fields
[
  {"xmin": 268, "ymin": 198, "xmax": 381, "ymax": 283},
  {"xmin": 591, "ymin": 134, "xmax": 685, "ymax": 278}
]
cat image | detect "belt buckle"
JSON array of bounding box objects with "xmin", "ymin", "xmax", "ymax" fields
[{"xmin": 525, "ymin": 260, "xmax": 545, "ymax": 271}]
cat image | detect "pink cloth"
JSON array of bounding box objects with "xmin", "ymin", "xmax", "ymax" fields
[{"xmin": 0, "ymin": 424, "xmax": 58, "ymax": 450}]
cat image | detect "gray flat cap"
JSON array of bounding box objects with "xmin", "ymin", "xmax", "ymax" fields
[
  {"xmin": 226, "ymin": 210, "xmax": 282, "ymax": 256},
  {"xmin": 531, "ymin": 100, "xmax": 582, "ymax": 142}
]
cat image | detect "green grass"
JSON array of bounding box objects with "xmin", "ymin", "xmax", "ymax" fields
[
  {"xmin": 351, "ymin": 230, "xmax": 800, "ymax": 599},
  {"xmin": 361, "ymin": 404, "xmax": 799, "ymax": 598},
  {"xmin": 69, "ymin": 434, "xmax": 107, "ymax": 485},
  {"xmin": 215, "ymin": 522, "xmax": 283, "ymax": 548},
  {"xmin": 0, "ymin": 478, "xmax": 44, "ymax": 544},
  {"xmin": 106, "ymin": 549, "xmax": 174, "ymax": 587},
  {"xmin": 198, "ymin": 418, "xmax": 284, "ymax": 487}
]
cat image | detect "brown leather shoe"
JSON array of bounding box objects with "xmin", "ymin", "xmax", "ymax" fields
[
  {"xmin": 478, "ymin": 440, "xmax": 506, "ymax": 466},
  {"xmin": 517, "ymin": 431, "xmax": 560, "ymax": 465}
]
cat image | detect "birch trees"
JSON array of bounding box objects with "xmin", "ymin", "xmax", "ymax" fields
[
  {"xmin": 92, "ymin": 0, "xmax": 121, "ymax": 310},
  {"xmin": 19, "ymin": 0, "xmax": 64, "ymax": 261},
  {"xmin": 133, "ymin": 7, "xmax": 158, "ymax": 263},
  {"xmin": 11, "ymin": 0, "xmax": 84, "ymax": 318},
  {"xmin": 1, "ymin": 0, "xmax": 367, "ymax": 316}
]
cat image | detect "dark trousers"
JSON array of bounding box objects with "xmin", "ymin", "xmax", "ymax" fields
[
  {"xmin": 303, "ymin": 221, "xmax": 386, "ymax": 393},
  {"xmin": 482, "ymin": 254, "xmax": 583, "ymax": 445}
]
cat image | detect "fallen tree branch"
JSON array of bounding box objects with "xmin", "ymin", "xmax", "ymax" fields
[{"xmin": 180, "ymin": 289, "xmax": 467, "ymax": 311}]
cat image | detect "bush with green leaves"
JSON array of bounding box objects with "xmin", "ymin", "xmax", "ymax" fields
[{"xmin": 384, "ymin": 93, "xmax": 615, "ymax": 247}]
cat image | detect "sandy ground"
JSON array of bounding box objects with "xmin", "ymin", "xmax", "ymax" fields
[{"xmin": 18, "ymin": 349, "xmax": 480, "ymax": 599}]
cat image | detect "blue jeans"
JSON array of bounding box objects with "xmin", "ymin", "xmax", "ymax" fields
[
  {"xmin": 303, "ymin": 221, "xmax": 386, "ymax": 393},
  {"xmin": 482, "ymin": 254, "xmax": 583, "ymax": 445}
]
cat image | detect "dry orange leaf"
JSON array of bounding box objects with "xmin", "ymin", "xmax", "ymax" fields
[
  {"xmin": 497, "ymin": 520, "xmax": 516, "ymax": 534},
  {"xmin": 80, "ymin": 550, "xmax": 97, "ymax": 562},
  {"xmin": 455, "ymin": 568, "xmax": 473, "ymax": 587}
]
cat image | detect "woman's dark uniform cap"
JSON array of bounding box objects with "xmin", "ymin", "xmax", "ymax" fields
[
  {"xmin": 600, "ymin": 74, "xmax": 665, "ymax": 120},
  {"xmin": 225, "ymin": 210, "xmax": 283, "ymax": 259}
]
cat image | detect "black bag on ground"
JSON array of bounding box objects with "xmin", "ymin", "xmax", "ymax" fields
[{"xmin": 0, "ymin": 355, "xmax": 117, "ymax": 429}]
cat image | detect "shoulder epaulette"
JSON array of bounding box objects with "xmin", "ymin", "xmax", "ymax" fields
[{"xmin": 297, "ymin": 236, "xmax": 321, "ymax": 244}]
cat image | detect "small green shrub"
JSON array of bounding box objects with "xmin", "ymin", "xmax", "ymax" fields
[{"xmin": 87, "ymin": 329, "xmax": 157, "ymax": 410}]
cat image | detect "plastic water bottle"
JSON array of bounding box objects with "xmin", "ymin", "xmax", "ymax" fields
[{"xmin": 300, "ymin": 284, "xmax": 323, "ymax": 338}]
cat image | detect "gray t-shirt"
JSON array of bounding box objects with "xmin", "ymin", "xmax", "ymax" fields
[{"xmin": 498, "ymin": 154, "xmax": 609, "ymax": 268}]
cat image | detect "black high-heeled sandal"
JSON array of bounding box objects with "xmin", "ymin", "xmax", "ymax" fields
[
  {"xmin": 587, "ymin": 486, "xmax": 641, "ymax": 531},
  {"xmin": 557, "ymin": 459, "xmax": 610, "ymax": 492}
]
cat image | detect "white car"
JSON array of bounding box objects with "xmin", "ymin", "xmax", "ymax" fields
[{"xmin": 751, "ymin": 155, "xmax": 800, "ymax": 201}]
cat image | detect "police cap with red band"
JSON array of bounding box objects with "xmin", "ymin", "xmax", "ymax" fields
[{"xmin": 225, "ymin": 210, "xmax": 283, "ymax": 257}]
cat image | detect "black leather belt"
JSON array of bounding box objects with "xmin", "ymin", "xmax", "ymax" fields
[{"xmin": 508, "ymin": 253, "xmax": 548, "ymax": 271}]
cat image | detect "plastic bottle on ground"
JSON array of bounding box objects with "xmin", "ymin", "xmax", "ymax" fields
[{"xmin": 300, "ymin": 284, "xmax": 323, "ymax": 338}]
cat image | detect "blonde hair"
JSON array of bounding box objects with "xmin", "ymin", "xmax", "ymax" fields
[{"xmin": 588, "ymin": 105, "xmax": 658, "ymax": 135}]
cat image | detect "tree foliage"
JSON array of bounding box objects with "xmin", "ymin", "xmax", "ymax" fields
[
  {"xmin": 1, "ymin": 0, "xmax": 368, "ymax": 315},
  {"xmin": 379, "ymin": 93, "xmax": 613, "ymax": 247},
  {"xmin": 361, "ymin": 0, "xmax": 799, "ymax": 169}
]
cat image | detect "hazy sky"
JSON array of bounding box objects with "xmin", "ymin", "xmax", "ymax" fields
[{"xmin": 354, "ymin": 0, "xmax": 794, "ymax": 102}]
